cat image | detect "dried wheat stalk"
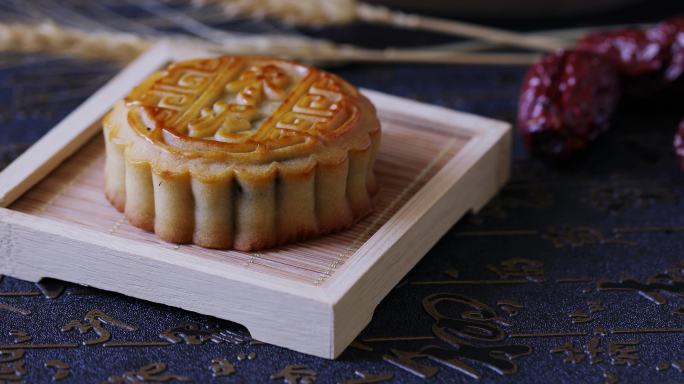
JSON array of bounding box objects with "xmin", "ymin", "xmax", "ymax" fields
[
  {"xmin": 355, "ymin": 3, "xmax": 567, "ymax": 51},
  {"xmin": 191, "ymin": 0, "xmax": 357, "ymax": 26},
  {"xmin": 193, "ymin": 0, "xmax": 569, "ymax": 51},
  {"xmin": 0, "ymin": 21, "xmax": 539, "ymax": 65},
  {"xmin": 0, "ymin": 22, "xmax": 152, "ymax": 62}
]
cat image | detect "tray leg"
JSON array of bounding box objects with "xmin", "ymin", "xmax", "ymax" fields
[{"xmin": 331, "ymin": 304, "xmax": 376, "ymax": 358}]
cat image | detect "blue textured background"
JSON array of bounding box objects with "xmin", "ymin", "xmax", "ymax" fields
[{"xmin": 2, "ymin": 2, "xmax": 684, "ymax": 383}]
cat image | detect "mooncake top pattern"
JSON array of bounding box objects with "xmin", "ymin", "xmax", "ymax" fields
[{"xmin": 120, "ymin": 56, "xmax": 373, "ymax": 166}]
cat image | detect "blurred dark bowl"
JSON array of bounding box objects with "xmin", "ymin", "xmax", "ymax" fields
[{"xmin": 366, "ymin": 0, "xmax": 646, "ymax": 20}]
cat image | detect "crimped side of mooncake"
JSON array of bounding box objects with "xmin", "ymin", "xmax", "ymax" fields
[{"xmin": 104, "ymin": 112, "xmax": 379, "ymax": 250}]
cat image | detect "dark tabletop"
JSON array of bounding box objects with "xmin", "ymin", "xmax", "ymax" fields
[{"xmin": 1, "ymin": 1, "xmax": 684, "ymax": 383}]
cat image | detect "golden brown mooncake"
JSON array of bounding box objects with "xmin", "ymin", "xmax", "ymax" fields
[{"xmin": 103, "ymin": 56, "xmax": 381, "ymax": 251}]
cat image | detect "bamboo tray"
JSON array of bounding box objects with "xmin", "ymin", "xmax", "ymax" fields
[{"xmin": 0, "ymin": 43, "xmax": 510, "ymax": 359}]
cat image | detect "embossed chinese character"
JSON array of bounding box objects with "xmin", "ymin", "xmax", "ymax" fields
[
  {"xmin": 551, "ymin": 337, "xmax": 605, "ymax": 365},
  {"xmin": 384, "ymin": 293, "xmax": 531, "ymax": 380},
  {"xmin": 608, "ymin": 340, "xmax": 639, "ymax": 366},
  {"xmin": 570, "ymin": 301, "xmax": 605, "ymax": 324},
  {"xmin": 0, "ymin": 350, "xmax": 26, "ymax": 383},
  {"xmin": 488, "ymin": 258, "xmax": 544, "ymax": 282},
  {"xmin": 184, "ymin": 62, "xmax": 291, "ymax": 140},
  {"xmin": 226, "ymin": 64, "xmax": 291, "ymax": 105},
  {"xmin": 598, "ymin": 261, "xmax": 684, "ymax": 305},
  {"xmin": 160, "ymin": 322, "xmax": 249, "ymax": 345},
  {"xmin": 550, "ymin": 342, "xmax": 585, "ymax": 364},
  {"xmin": 543, "ymin": 226, "xmax": 635, "ymax": 248},
  {"xmin": 589, "ymin": 186, "xmax": 676, "ymax": 215},
  {"xmin": 62, "ymin": 309, "xmax": 138, "ymax": 345},
  {"xmin": 188, "ymin": 101, "xmax": 258, "ymax": 138}
]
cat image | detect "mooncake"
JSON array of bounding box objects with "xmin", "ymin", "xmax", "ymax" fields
[{"xmin": 103, "ymin": 56, "xmax": 381, "ymax": 251}]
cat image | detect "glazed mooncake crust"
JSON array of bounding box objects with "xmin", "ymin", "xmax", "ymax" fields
[{"xmin": 103, "ymin": 56, "xmax": 381, "ymax": 251}]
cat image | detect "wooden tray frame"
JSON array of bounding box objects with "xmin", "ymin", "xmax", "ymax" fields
[{"xmin": 0, "ymin": 43, "xmax": 511, "ymax": 358}]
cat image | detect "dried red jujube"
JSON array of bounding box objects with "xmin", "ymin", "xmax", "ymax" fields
[
  {"xmin": 577, "ymin": 28, "xmax": 666, "ymax": 77},
  {"xmin": 577, "ymin": 28, "xmax": 669, "ymax": 94},
  {"xmin": 517, "ymin": 50, "xmax": 620, "ymax": 159},
  {"xmin": 576, "ymin": 17, "xmax": 684, "ymax": 93}
]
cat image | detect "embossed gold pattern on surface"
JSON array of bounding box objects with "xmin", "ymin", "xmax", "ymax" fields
[{"xmin": 124, "ymin": 56, "xmax": 357, "ymax": 158}]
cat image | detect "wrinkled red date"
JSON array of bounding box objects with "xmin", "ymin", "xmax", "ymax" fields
[
  {"xmin": 577, "ymin": 17, "xmax": 684, "ymax": 92},
  {"xmin": 577, "ymin": 28, "xmax": 668, "ymax": 94},
  {"xmin": 517, "ymin": 50, "xmax": 620, "ymax": 159},
  {"xmin": 520, "ymin": 16, "xmax": 684, "ymax": 160},
  {"xmin": 577, "ymin": 28, "xmax": 666, "ymax": 77},
  {"xmin": 675, "ymin": 119, "xmax": 684, "ymax": 169}
]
